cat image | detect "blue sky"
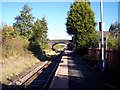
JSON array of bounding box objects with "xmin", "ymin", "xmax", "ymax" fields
[
  {"xmin": 1, "ymin": 1, "xmax": 119, "ymax": 40},
  {"xmin": 91, "ymin": 2, "xmax": 118, "ymax": 30}
]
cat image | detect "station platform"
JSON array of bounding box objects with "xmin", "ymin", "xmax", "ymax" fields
[{"xmin": 49, "ymin": 50, "xmax": 105, "ymax": 89}]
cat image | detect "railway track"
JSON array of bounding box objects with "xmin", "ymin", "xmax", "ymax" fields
[
  {"xmin": 18, "ymin": 61, "xmax": 52, "ymax": 90},
  {"xmin": 23, "ymin": 52, "xmax": 64, "ymax": 90},
  {"xmin": 2, "ymin": 51, "xmax": 64, "ymax": 90},
  {"xmin": 25, "ymin": 52, "xmax": 64, "ymax": 90}
]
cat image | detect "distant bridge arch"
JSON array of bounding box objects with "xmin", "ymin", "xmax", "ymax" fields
[{"xmin": 48, "ymin": 39, "xmax": 73, "ymax": 51}]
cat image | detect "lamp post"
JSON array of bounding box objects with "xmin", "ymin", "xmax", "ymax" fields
[{"xmin": 100, "ymin": 0, "xmax": 105, "ymax": 78}]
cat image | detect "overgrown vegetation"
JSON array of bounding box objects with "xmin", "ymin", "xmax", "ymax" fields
[
  {"xmin": 0, "ymin": 4, "xmax": 53, "ymax": 84},
  {"xmin": 1, "ymin": 30, "xmax": 41, "ymax": 84}
]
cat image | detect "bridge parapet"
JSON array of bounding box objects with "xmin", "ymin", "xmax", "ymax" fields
[{"xmin": 48, "ymin": 39, "xmax": 72, "ymax": 46}]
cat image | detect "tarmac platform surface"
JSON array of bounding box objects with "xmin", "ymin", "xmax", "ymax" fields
[{"xmin": 49, "ymin": 50, "xmax": 105, "ymax": 89}]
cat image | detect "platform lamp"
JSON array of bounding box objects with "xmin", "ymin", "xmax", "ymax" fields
[{"xmin": 99, "ymin": 0, "xmax": 106, "ymax": 81}]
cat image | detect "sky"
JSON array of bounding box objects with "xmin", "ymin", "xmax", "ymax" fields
[{"xmin": 0, "ymin": 0, "xmax": 119, "ymax": 40}]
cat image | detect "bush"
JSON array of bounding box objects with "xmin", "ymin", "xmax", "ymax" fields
[
  {"xmin": 2, "ymin": 36, "xmax": 29, "ymax": 58},
  {"xmin": 108, "ymin": 35, "xmax": 120, "ymax": 50}
]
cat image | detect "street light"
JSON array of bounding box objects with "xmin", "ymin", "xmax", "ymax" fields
[{"xmin": 100, "ymin": 0, "xmax": 105, "ymax": 79}]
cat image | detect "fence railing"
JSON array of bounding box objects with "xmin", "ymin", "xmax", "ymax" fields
[{"xmin": 88, "ymin": 48, "xmax": 120, "ymax": 73}]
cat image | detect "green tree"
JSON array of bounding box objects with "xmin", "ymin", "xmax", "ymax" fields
[
  {"xmin": 109, "ymin": 22, "xmax": 120, "ymax": 38},
  {"xmin": 108, "ymin": 22, "xmax": 120, "ymax": 50},
  {"xmin": 13, "ymin": 4, "xmax": 34, "ymax": 39},
  {"xmin": 30, "ymin": 17, "xmax": 48, "ymax": 50},
  {"xmin": 66, "ymin": 1, "xmax": 96, "ymax": 50},
  {"xmin": 41, "ymin": 17, "xmax": 48, "ymax": 49},
  {"xmin": 28, "ymin": 17, "xmax": 48, "ymax": 59},
  {"xmin": 30, "ymin": 19, "xmax": 42, "ymax": 45}
]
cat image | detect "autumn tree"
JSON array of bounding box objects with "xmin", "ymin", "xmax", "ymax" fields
[
  {"xmin": 66, "ymin": 1, "xmax": 97, "ymax": 51},
  {"xmin": 2, "ymin": 24, "xmax": 14, "ymax": 39}
]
